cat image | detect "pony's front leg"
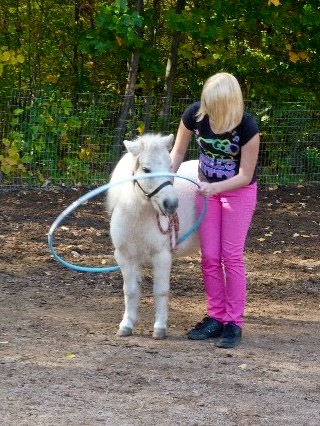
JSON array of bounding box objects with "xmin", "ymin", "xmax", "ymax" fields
[
  {"xmin": 116, "ymin": 259, "xmax": 141, "ymax": 337},
  {"xmin": 152, "ymin": 251, "xmax": 172, "ymax": 340}
]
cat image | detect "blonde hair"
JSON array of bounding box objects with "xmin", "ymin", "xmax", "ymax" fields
[{"xmin": 196, "ymin": 72, "xmax": 244, "ymax": 134}]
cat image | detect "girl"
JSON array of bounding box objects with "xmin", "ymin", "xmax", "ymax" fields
[{"xmin": 170, "ymin": 72, "xmax": 260, "ymax": 348}]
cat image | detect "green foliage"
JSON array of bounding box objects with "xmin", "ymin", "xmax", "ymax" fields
[
  {"xmin": 0, "ymin": 46, "xmax": 24, "ymax": 76},
  {"xmin": 0, "ymin": 108, "xmax": 30, "ymax": 177},
  {"xmin": 0, "ymin": 0, "xmax": 319, "ymax": 101},
  {"xmin": 0, "ymin": 92, "xmax": 116, "ymax": 184},
  {"xmin": 305, "ymin": 147, "xmax": 320, "ymax": 177},
  {"xmin": 82, "ymin": 1, "xmax": 143, "ymax": 57},
  {"xmin": 249, "ymin": 102, "xmax": 320, "ymax": 184},
  {"xmin": 0, "ymin": 136, "xmax": 31, "ymax": 178},
  {"xmin": 0, "ymin": 1, "xmax": 319, "ymax": 185}
]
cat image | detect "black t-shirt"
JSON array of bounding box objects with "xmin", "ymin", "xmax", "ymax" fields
[{"xmin": 182, "ymin": 101, "xmax": 259, "ymax": 183}]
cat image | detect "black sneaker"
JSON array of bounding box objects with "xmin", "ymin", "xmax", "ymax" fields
[
  {"xmin": 187, "ymin": 316, "xmax": 223, "ymax": 340},
  {"xmin": 216, "ymin": 323, "xmax": 242, "ymax": 348}
]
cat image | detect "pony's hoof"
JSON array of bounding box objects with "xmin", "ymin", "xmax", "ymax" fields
[
  {"xmin": 153, "ymin": 328, "xmax": 167, "ymax": 340},
  {"xmin": 117, "ymin": 327, "xmax": 133, "ymax": 337}
]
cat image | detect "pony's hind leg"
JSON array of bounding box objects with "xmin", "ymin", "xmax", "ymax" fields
[
  {"xmin": 152, "ymin": 251, "xmax": 172, "ymax": 339},
  {"xmin": 116, "ymin": 261, "xmax": 141, "ymax": 337}
]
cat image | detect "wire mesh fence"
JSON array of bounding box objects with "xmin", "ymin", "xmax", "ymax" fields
[{"xmin": 0, "ymin": 90, "xmax": 319, "ymax": 187}]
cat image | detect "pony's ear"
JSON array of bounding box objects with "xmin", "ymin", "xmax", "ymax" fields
[
  {"xmin": 164, "ymin": 134, "xmax": 175, "ymax": 150},
  {"xmin": 124, "ymin": 139, "xmax": 141, "ymax": 156}
]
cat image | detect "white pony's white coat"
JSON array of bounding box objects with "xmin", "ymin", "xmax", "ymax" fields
[{"xmin": 107, "ymin": 133, "xmax": 200, "ymax": 339}]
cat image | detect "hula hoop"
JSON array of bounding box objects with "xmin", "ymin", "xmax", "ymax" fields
[{"xmin": 48, "ymin": 172, "xmax": 207, "ymax": 273}]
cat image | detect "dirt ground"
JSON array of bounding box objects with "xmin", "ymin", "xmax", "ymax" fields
[{"xmin": 0, "ymin": 184, "xmax": 319, "ymax": 426}]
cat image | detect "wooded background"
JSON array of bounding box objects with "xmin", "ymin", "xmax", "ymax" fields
[
  {"xmin": 0, "ymin": 0, "xmax": 319, "ymax": 185},
  {"xmin": 1, "ymin": 0, "xmax": 319, "ymax": 100}
]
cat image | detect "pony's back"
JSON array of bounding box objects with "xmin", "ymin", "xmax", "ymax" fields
[{"xmin": 174, "ymin": 160, "xmax": 200, "ymax": 256}]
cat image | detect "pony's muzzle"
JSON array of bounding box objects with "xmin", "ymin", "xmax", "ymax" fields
[{"xmin": 163, "ymin": 198, "xmax": 179, "ymax": 216}]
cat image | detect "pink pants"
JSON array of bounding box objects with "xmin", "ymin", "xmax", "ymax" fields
[{"xmin": 195, "ymin": 183, "xmax": 257, "ymax": 327}]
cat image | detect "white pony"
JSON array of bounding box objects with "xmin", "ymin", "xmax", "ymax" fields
[{"xmin": 107, "ymin": 133, "xmax": 200, "ymax": 339}]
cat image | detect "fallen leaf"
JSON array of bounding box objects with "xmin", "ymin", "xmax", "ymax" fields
[
  {"xmin": 65, "ymin": 352, "xmax": 76, "ymax": 359},
  {"xmin": 257, "ymin": 237, "xmax": 266, "ymax": 242},
  {"xmin": 239, "ymin": 364, "xmax": 247, "ymax": 370}
]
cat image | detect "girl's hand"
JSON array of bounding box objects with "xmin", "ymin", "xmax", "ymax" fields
[{"xmin": 197, "ymin": 181, "xmax": 220, "ymax": 197}]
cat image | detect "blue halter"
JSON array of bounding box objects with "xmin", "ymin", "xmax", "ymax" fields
[{"xmin": 48, "ymin": 172, "xmax": 207, "ymax": 273}]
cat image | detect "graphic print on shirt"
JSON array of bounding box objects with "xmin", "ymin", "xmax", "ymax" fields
[{"xmin": 195, "ymin": 131, "xmax": 241, "ymax": 180}]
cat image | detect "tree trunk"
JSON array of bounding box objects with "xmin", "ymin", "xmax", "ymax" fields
[
  {"xmin": 114, "ymin": 49, "xmax": 140, "ymax": 152},
  {"xmin": 162, "ymin": 0, "xmax": 186, "ymax": 132},
  {"xmin": 72, "ymin": 0, "xmax": 81, "ymax": 108},
  {"xmin": 114, "ymin": 0, "xmax": 144, "ymax": 154},
  {"xmin": 142, "ymin": 0, "xmax": 161, "ymax": 133}
]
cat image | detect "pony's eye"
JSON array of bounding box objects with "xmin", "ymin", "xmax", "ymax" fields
[{"xmin": 142, "ymin": 167, "xmax": 151, "ymax": 173}]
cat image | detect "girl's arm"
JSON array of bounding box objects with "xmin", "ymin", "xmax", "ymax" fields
[{"xmin": 170, "ymin": 120, "xmax": 193, "ymax": 172}]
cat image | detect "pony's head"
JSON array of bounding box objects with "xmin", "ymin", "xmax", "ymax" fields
[{"xmin": 124, "ymin": 133, "xmax": 179, "ymax": 216}]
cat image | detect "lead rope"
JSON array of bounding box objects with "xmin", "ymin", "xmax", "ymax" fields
[{"xmin": 157, "ymin": 213, "xmax": 180, "ymax": 252}]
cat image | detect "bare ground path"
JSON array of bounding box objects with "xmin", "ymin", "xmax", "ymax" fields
[{"xmin": 0, "ymin": 185, "xmax": 319, "ymax": 425}]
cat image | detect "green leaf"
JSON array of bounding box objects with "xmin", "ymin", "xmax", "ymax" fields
[{"xmin": 13, "ymin": 108, "xmax": 24, "ymax": 116}]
